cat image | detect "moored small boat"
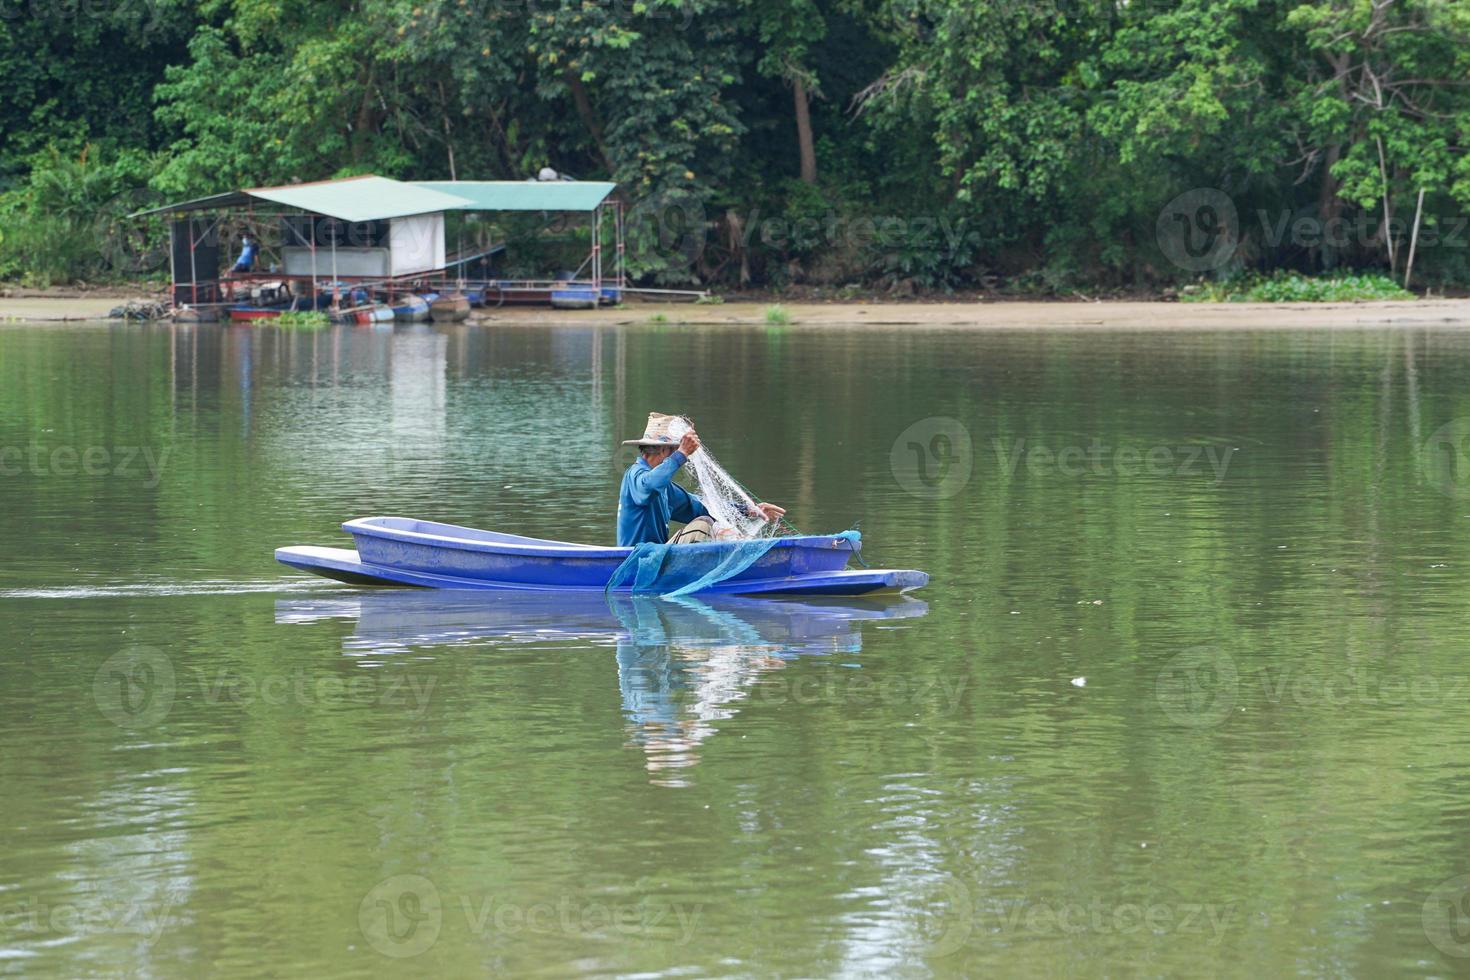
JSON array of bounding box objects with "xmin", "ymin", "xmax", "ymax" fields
[
  {"xmin": 389, "ymin": 293, "xmax": 431, "ymax": 321},
  {"xmin": 551, "ymin": 286, "xmax": 598, "ymax": 310},
  {"xmin": 276, "ymin": 516, "xmax": 928, "ymax": 596},
  {"xmin": 229, "ymin": 305, "xmax": 291, "ymax": 321},
  {"xmin": 330, "ymin": 303, "xmax": 395, "ymax": 325},
  {"xmin": 430, "ymin": 292, "xmax": 471, "ymax": 320}
]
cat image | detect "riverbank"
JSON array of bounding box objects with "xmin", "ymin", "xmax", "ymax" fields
[{"xmin": 5, "ymin": 293, "xmax": 1470, "ymax": 328}]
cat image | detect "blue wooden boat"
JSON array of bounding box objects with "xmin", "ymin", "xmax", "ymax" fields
[
  {"xmin": 389, "ymin": 293, "xmax": 430, "ymax": 321},
  {"xmin": 330, "ymin": 303, "xmax": 394, "ymax": 325},
  {"xmin": 550, "ymin": 286, "xmax": 598, "ymax": 309},
  {"xmin": 275, "ymin": 516, "xmax": 928, "ymax": 595}
]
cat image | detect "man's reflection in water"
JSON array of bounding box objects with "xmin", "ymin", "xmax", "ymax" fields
[
  {"xmin": 275, "ymin": 590, "xmax": 925, "ymax": 788},
  {"xmin": 610, "ymin": 597, "xmax": 847, "ymax": 787}
]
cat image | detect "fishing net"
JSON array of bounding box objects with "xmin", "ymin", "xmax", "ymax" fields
[
  {"xmin": 666, "ymin": 417, "xmax": 776, "ymax": 540},
  {"xmin": 605, "ymin": 537, "xmax": 783, "ymax": 598}
]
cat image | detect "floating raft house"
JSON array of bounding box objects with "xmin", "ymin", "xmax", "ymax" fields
[{"xmin": 134, "ymin": 174, "xmax": 624, "ymax": 318}]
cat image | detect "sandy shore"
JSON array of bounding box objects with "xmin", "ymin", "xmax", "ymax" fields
[{"xmin": 4, "ymin": 294, "xmax": 1470, "ymax": 328}]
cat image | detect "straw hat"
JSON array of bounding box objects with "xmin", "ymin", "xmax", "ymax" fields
[{"xmin": 622, "ymin": 412, "xmax": 687, "ymax": 447}]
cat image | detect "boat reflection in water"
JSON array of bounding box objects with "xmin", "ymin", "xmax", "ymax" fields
[{"xmin": 275, "ymin": 591, "xmax": 928, "ymax": 786}]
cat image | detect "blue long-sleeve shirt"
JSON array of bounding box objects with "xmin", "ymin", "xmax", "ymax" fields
[{"xmin": 617, "ymin": 451, "xmax": 710, "ymax": 546}]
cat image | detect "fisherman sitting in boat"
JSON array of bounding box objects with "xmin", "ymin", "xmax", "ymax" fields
[{"xmin": 618, "ymin": 412, "xmax": 785, "ymax": 546}]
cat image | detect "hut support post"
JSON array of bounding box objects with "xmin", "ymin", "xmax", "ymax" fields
[
  {"xmin": 616, "ymin": 200, "xmax": 625, "ymax": 290},
  {"xmin": 168, "ymin": 222, "xmax": 178, "ymax": 307},
  {"xmin": 592, "ymin": 205, "xmax": 602, "ymax": 294},
  {"xmin": 188, "ymin": 221, "xmax": 198, "ymax": 305}
]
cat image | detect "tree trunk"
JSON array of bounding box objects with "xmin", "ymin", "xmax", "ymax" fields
[
  {"xmin": 565, "ymin": 71, "xmax": 617, "ymax": 176},
  {"xmin": 1317, "ymin": 142, "xmax": 1341, "ymax": 269},
  {"xmin": 793, "ymin": 77, "xmax": 816, "ymax": 184},
  {"xmin": 485, "ymin": 101, "xmax": 518, "ymax": 177},
  {"xmin": 352, "ymin": 67, "xmax": 379, "ymax": 165},
  {"xmin": 438, "ymin": 82, "xmax": 457, "ymax": 181},
  {"xmin": 1377, "ymin": 135, "xmax": 1396, "ymax": 273}
]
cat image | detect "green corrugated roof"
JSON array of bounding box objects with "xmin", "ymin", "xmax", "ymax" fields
[
  {"xmin": 413, "ymin": 181, "xmax": 616, "ymax": 212},
  {"xmin": 244, "ymin": 176, "xmax": 473, "ymax": 221},
  {"xmin": 131, "ymin": 175, "xmax": 474, "ymax": 221},
  {"xmin": 129, "ymin": 191, "xmax": 255, "ymax": 218},
  {"xmin": 130, "ymin": 175, "xmax": 615, "ymax": 220}
]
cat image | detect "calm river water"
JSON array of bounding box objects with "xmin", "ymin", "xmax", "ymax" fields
[{"xmin": 3, "ymin": 319, "xmax": 1470, "ymax": 977}]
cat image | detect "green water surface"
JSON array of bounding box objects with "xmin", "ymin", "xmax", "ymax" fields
[{"xmin": 2, "ymin": 320, "xmax": 1470, "ymax": 977}]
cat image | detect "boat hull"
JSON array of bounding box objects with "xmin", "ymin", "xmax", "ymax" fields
[
  {"xmin": 390, "ymin": 294, "xmax": 431, "ymax": 321},
  {"xmin": 229, "ymin": 306, "xmax": 289, "ymax": 321},
  {"xmin": 275, "ymin": 516, "xmax": 928, "ymax": 595},
  {"xmin": 274, "ymin": 546, "xmax": 927, "ymax": 595},
  {"xmin": 330, "ymin": 303, "xmax": 394, "ymax": 325},
  {"xmin": 550, "ymin": 287, "xmax": 598, "ymax": 310},
  {"xmin": 430, "ymin": 294, "xmax": 471, "ymax": 320}
]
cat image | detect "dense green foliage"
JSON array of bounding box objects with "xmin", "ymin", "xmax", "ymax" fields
[
  {"xmin": 266, "ymin": 309, "xmax": 331, "ymax": 327},
  {"xmin": 1180, "ymin": 271, "xmax": 1414, "ymax": 302},
  {"xmin": 3, "ymin": 0, "xmax": 1470, "ymax": 292}
]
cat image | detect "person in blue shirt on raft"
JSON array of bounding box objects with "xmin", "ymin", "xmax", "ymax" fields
[
  {"xmin": 231, "ymin": 235, "xmax": 258, "ymax": 273},
  {"xmin": 617, "ymin": 412, "xmax": 786, "ymax": 547}
]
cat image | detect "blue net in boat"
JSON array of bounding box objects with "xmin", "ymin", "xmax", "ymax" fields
[
  {"xmin": 605, "ymin": 538, "xmax": 783, "ymax": 597},
  {"xmin": 604, "ymin": 530, "xmax": 862, "ymax": 597}
]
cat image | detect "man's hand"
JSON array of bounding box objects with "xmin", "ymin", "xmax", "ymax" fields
[
  {"xmin": 678, "ymin": 431, "xmax": 701, "ymax": 457},
  {"xmin": 753, "ymin": 502, "xmax": 786, "ymax": 523}
]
